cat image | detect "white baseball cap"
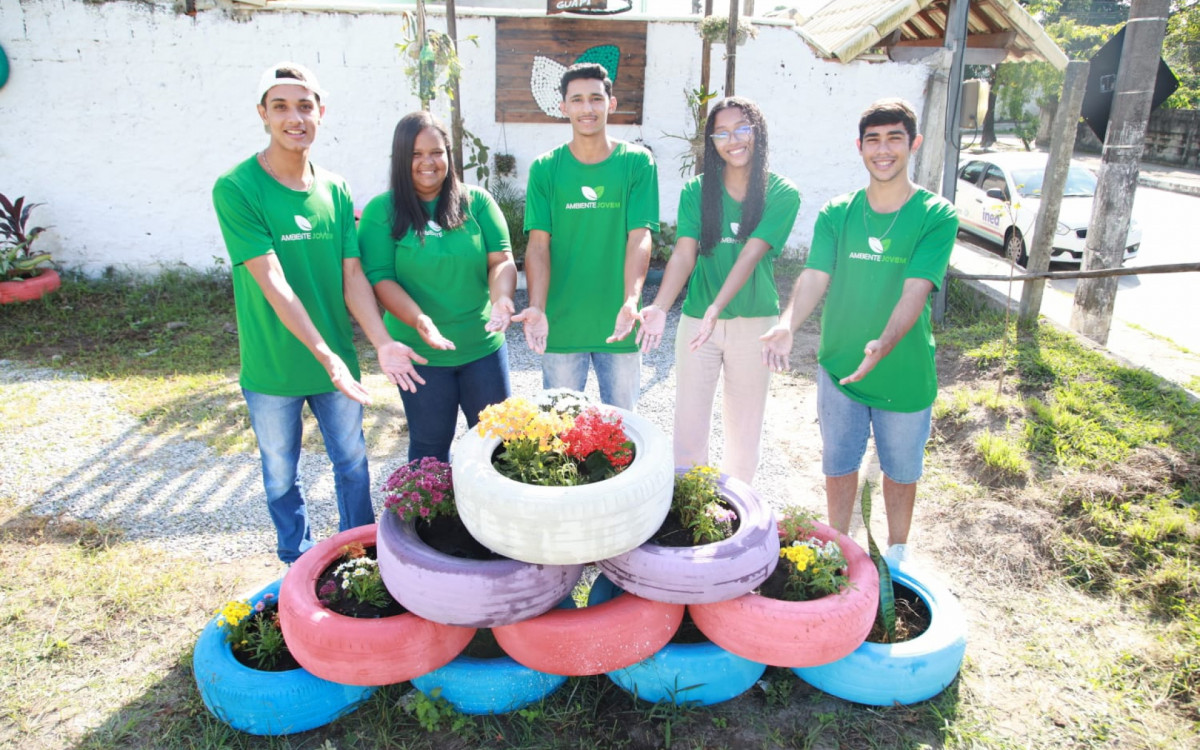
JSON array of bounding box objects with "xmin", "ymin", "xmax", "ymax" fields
[{"xmin": 257, "ymin": 62, "xmax": 327, "ymax": 103}]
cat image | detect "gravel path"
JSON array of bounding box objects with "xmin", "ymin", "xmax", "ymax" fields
[{"xmin": 1, "ymin": 285, "xmax": 828, "ymax": 561}]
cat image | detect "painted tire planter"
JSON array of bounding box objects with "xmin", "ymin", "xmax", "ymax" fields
[
  {"xmin": 452, "ymin": 405, "xmax": 673, "ymax": 565},
  {"xmin": 193, "ymin": 579, "xmax": 376, "ymax": 735},
  {"xmin": 411, "ymin": 649, "xmax": 568, "ymax": 715},
  {"xmin": 376, "ymin": 510, "xmax": 583, "ymax": 627},
  {"xmin": 0, "ymin": 269, "xmax": 61, "ymax": 304},
  {"xmin": 279, "ymin": 524, "xmax": 475, "ymax": 686},
  {"xmin": 792, "ymin": 559, "xmax": 967, "ymax": 705},
  {"xmin": 493, "ymin": 576, "xmax": 684, "ymax": 676},
  {"xmin": 597, "ymin": 470, "xmax": 780, "ymax": 604},
  {"xmin": 607, "ymin": 637, "xmax": 766, "ymax": 707},
  {"xmin": 689, "ymin": 522, "xmax": 878, "ymax": 668}
]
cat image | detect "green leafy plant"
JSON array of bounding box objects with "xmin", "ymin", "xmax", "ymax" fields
[
  {"xmin": 396, "ymin": 15, "xmax": 477, "ymax": 110},
  {"xmin": 404, "ymin": 687, "xmax": 471, "ymax": 733},
  {"xmin": 662, "ymin": 87, "xmax": 716, "ymax": 176},
  {"xmin": 859, "ymin": 481, "xmax": 897, "ymax": 642},
  {"xmin": 383, "ymin": 456, "xmax": 455, "ymax": 523},
  {"xmin": 214, "ymin": 593, "xmax": 289, "ymax": 670},
  {"xmin": 775, "ymin": 507, "xmax": 851, "ymax": 602},
  {"xmin": 651, "ymin": 221, "xmax": 677, "ymax": 264},
  {"xmin": 461, "ymin": 126, "xmax": 491, "ymax": 186},
  {"xmin": 494, "ymin": 153, "xmax": 516, "ymax": 177},
  {"xmin": 672, "ymin": 465, "xmax": 735, "ymax": 544},
  {"xmin": 0, "ymin": 193, "xmax": 53, "ymax": 279},
  {"xmin": 477, "ymin": 391, "xmax": 634, "ymax": 487},
  {"xmin": 317, "ymin": 542, "xmax": 391, "ymax": 609},
  {"xmin": 489, "ymin": 176, "xmax": 528, "ymax": 261},
  {"xmin": 697, "ymin": 15, "xmax": 758, "ymax": 46}
]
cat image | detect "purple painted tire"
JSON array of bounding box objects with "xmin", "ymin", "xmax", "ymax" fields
[
  {"xmin": 597, "ymin": 471, "xmax": 780, "ymax": 604},
  {"xmin": 376, "ymin": 511, "xmax": 583, "ymax": 628}
]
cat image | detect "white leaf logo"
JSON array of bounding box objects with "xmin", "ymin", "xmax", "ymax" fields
[
  {"xmin": 530, "ymin": 56, "xmax": 569, "ymax": 119},
  {"xmin": 730, "ymin": 222, "xmax": 740, "ymax": 235},
  {"xmin": 426, "ymin": 220, "xmax": 442, "ymax": 232},
  {"xmin": 581, "ymin": 186, "xmax": 599, "ymax": 201},
  {"xmin": 294, "ymin": 216, "xmax": 312, "ymax": 231},
  {"xmin": 868, "ymin": 237, "xmax": 885, "ymax": 254}
]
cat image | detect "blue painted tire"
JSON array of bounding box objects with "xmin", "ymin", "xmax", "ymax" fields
[
  {"xmin": 193, "ymin": 579, "xmax": 376, "ymax": 735},
  {"xmin": 607, "ymin": 637, "xmax": 766, "ymax": 707},
  {"xmin": 597, "ymin": 471, "xmax": 779, "ymax": 604},
  {"xmin": 411, "ymin": 649, "xmax": 568, "ymax": 715},
  {"xmin": 792, "ymin": 559, "xmax": 967, "ymax": 706}
]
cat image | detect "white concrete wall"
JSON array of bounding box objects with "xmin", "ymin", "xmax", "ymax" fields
[{"xmin": 0, "ymin": 0, "xmax": 935, "ymax": 274}]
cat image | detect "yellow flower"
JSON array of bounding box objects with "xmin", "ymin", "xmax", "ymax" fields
[
  {"xmin": 217, "ymin": 600, "xmax": 252, "ymax": 628},
  {"xmin": 780, "ymin": 544, "xmax": 815, "ymax": 572}
]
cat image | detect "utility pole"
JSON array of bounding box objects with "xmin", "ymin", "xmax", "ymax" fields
[
  {"xmin": 447, "ymin": 0, "xmax": 464, "ymax": 182},
  {"xmin": 1019, "ymin": 60, "xmax": 1089, "ymax": 329},
  {"xmin": 931, "ymin": 0, "xmax": 969, "ymax": 324},
  {"xmin": 1070, "ymin": 0, "xmax": 1169, "ymax": 344},
  {"xmin": 724, "ymin": 0, "xmax": 739, "ymax": 95}
]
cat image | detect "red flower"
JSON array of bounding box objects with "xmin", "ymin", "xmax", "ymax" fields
[{"xmin": 561, "ymin": 408, "xmax": 633, "ymax": 468}]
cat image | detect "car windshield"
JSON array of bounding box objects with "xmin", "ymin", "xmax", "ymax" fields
[{"xmin": 1009, "ymin": 166, "xmax": 1098, "ymax": 198}]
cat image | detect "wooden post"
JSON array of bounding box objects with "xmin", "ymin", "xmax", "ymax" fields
[
  {"xmin": 700, "ymin": 0, "xmax": 713, "ymax": 122},
  {"xmin": 724, "ymin": 0, "xmax": 738, "ymax": 95},
  {"xmin": 1019, "ymin": 60, "xmax": 1089, "ymax": 329},
  {"xmin": 447, "ymin": 0, "xmax": 465, "ymax": 182},
  {"xmin": 1070, "ymin": 0, "xmax": 1170, "ymax": 344},
  {"xmin": 939, "ymin": 0, "xmax": 970, "ymax": 201}
]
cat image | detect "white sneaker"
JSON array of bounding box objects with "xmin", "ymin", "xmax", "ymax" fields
[{"xmin": 884, "ymin": 544, "xmax": 911, "ymax": 563}]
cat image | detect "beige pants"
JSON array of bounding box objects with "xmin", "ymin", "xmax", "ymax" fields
[{"xmin": 673, "ymin": 314, "xmax": 776, "ymax": 483}]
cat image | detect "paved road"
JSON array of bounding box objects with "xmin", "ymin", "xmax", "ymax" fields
[{"xmin": 950, "ymin": 183, "xmax": 1200, "ymax": 393}]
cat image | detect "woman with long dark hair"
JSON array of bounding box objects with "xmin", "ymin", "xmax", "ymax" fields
[
  {"xmin": 637, "ymin": 97, "xmax": 800, "ymax": 482},
  {"xmin": 359, "ymin": 111, "xmax": 517, "ymax": 462}
]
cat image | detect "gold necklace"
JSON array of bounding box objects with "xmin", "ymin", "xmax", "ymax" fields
[
  {"xmin": 862, "ymin": 186, "xmax": 913, "ymax": 253},
  {"xmin": 259, "ymin": 150, "xmax": 311, "ymax": 189}
]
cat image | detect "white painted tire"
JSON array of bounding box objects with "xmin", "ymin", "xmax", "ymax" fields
[
  {"xmin": 452, "ymin": 406, "xmax": 673, "ymax": 565},
  {"xmin": 792, "ymin": 559, "xmax": 967, "ymax": 705},
  {"xmin": 597, "ymin": 471, "xmax": 780, "ymax": 604}
]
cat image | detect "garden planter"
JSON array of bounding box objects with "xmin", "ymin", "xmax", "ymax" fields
[
  {"xmin": 688, "ymin": 522, "xmax": 878, "ymax": 668},
  {"xmin": 376, "ymin": 510, "xmax": 583, "ymax": 627},
  {"xmin": 0, "ymin": 268, "xmax": 60, "ymax": 304},
  {"xmin": 193, "ymin": 579, "xmax": 376, "ymax": 735},
  {"xmin": 452, "ymin": 405, "xmax": 673, "ymax": 565},
  {"xmin": 493, "ymin": 575, "xmax": 684, "ymax": 676},
  {"xmin": 411, "ymin": 630, "xmax": 568, "ymax": 715},
  {"xmin": 607, "ymin": 637, "xmax": 766, "ymax": 707},
  {"xmin": 597, "ymin": 470, "xmax": 779, "ymax": 604},
  {"xmin": 792, "ymin": 559, "xmax": 967, "ymax": 705},
  {"xmin": 279, "ymin": 524, "xmax": 475, "ymax": 686}
]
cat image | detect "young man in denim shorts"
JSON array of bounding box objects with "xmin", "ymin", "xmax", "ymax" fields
[{"xmin": 761, "ymin": 98, "xmax": 958, "ymax": 561}]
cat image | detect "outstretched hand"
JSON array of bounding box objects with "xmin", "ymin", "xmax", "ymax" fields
[
  {"xmin": 687, "ymin": 305, "xmax": 720, "ymax": 352},
  {"xmin": 840, "ymin": 339, "xmax": 884, "ymax": 384},
  {"xmin": 606, "ymin": 301, "xmax": 640, "ymax": 344},
  {"xmin": 486, "ymin": 295, "xmax": 515, "ymax": 333},
  {"xmin": 415, "ymin": 315, "xmax": 456, "ymax": 351},
  {"xmin": 326, "ymin": 354, "xmax": 374, "ymax": 405},
  {"xmin": 512, "ymin": 306, "xmax": 549, "ymax": 354},
  {"xmin": 759, "ymin": 323, "xmax": 793, "ymax": 373},
  {"xmin": 635, "ymin": 304, "xmax": 666, "ymax": 352},
  {"xmin": 376, "ymin": 341, "xmax": 428, "ymax": 393}
]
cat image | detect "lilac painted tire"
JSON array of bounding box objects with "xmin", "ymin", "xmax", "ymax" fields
[
  {"xmin": 597, "ymin": 471, "xmax": 779, "ymax": 604},
  {"xmin": 376, "ymin": 510, "xmax": 583, "ymax": 628},
  {"xmin": 792, "ymin": 559, "xmax": 967, "ymax": 705}
]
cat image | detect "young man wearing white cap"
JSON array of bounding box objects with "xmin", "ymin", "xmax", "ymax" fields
[{"xmin": 213, "ymin": 62, "xmax": 426, "ymax": 564}]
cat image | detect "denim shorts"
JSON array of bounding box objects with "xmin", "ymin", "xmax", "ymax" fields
[{"xmin": 816, "ymin": 366, "xmax": 932, "ymax": 484}]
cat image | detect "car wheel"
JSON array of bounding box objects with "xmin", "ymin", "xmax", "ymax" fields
[{"xmin": 1005, "ymin": 228, "xmax": 1028, "ymax": 267}]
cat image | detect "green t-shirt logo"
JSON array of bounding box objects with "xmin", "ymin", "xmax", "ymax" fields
[
  {"xmin": 426, "ymin": 219, "xmax": 443, "ymax": 236},
  {"xmin": 581, "ymin": 185, "xmax": 605, "ymax": 201},
  {"xmin": 867, "ymin": 237, "xmax": 890, "ymax": 254},
  {"xmin": 295, "ymin": 215, "xmax": 313, "ymax": 231}
]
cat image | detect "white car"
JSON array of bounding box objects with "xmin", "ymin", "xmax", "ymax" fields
[{"xmin": 955, "ymin": 152, "xmax": 1141, "ymax": 266}]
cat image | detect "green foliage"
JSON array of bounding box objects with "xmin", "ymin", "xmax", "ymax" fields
[
  {"xmin": 489, "ymin": 176, "xmax": 528, "ymax": 260},
  {"xmin": 404, "ymin": 687, "xmax": 472, "ymax": 734},
  {"xmin": 776, "ymin": 506, "xmax": 852, "ymax": 602},
  {"xmin": 652, "ymin": 221, "xmax": 677, "ymax": 263},
  {"xmin": 859, "ymin": 482, "xmax": 896, "ymax": 642},
  {"xmin": 1164, "ymin": 1, "xmax": 1200, "ymax": 108},
  {"xmin": 975, "ymin": 430, "xmax": 1032, "ymax": 478},
  {"xmin": 672, "ymin": 465, "xmax": 734, "ymax": 544},
  {"xmin": 0, "ymin": 193, "xmax": 53, "ymax": 279},
  {"xmin": 697, "ymin": 15, "xmax": 758, "ymax": 45},
  {"xmin": 662, "ymin": 87, "xmax": 717, "ymax": 177}
]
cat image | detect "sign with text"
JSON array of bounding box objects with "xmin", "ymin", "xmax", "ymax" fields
[
  {"xmin": 496, "ymin": 17, "xmax": 647, "ymax": 124},
  {"xmin": 547, "ymin": 0, "xmax": 608, "ymax": 14}
]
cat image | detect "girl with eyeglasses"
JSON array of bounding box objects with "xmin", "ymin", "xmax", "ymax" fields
[{"xmin": 636, "ymin": 96, "xmax": 800, "ymax": 483}]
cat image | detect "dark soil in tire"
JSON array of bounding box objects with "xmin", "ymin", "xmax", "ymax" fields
[
  {"xmin": 648, "ymin": 502, "xmax": 741, "ymax": 547},
  {"xmin": 867, "ymin": 581, "xmax": 931, "ymax": 643},
  {"xmin": 416, "ymin": 515, "xmax": 505, "ymax": 561},
  {"xmin": 315, "ymin": 546, "xmax": 408, "ymax": 619}
]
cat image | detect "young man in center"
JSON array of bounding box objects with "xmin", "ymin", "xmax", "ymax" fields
[
  {"xmin": 514, "ymin": 63, "xmax": 660, "ymax": 410},
  {"xmin": 760, "ymin": 98, "xmax": 958, "ymax": 562}
]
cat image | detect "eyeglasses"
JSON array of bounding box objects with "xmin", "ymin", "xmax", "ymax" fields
[{"xmin": 710, "ymin": 125, "xmax": 754, "ymax": 143}]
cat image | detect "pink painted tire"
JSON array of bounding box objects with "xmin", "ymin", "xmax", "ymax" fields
[
  {"xmin": 493, "ymin": 577, "xmax": 684, "ymax": 676},
  {"xmin": 597, "ymin": 471, "xmax": 780, "ymax": 604},
  {"xmin": 376, "ymin": 510, "xmax": 583, "ymax": 627},
  {"xmin": 279, "ymin": 524, "xmax": 475, "ymax": 686},
  {"xmin": 688, "ymin": 522, "xmax": 878, "ymax": 668},
  {"xmin": 0, "ymin": 268, "xmax": 60, "ymax": 304}
]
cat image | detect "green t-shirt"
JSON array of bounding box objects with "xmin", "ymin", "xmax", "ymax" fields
[
  {"xmin": 805, "ymin": 187, "xmax": 958, "ymax": 412},
  {"xmin": 358, "ymin": 185, "xmax": 510, "ymax": 367},
  {"xmin": 676, "ymin": 172, "xmax": 800, "ymax": 319},
  {"xmin": 212, "ymin": 156, "xmax": 360, "ymax": 396},
  {"xmin": 524, "ymin": 141, "xmax": 660, "ymax": 353}
]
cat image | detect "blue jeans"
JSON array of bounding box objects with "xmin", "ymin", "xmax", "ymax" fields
[
  {"xmin": 242, "ymin": 388, "xmax": 375, "ymax": 563},
  {"xmin": 398, "ymin": 344, "xmax": 511, "ymax": 462},
  {"xmin": 541, "ymin": 351, "xmax": 641, "ymax": 411},
  {"xmin": 816, "ymin": 366, "xmax": 932, "ymax": 484}
]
